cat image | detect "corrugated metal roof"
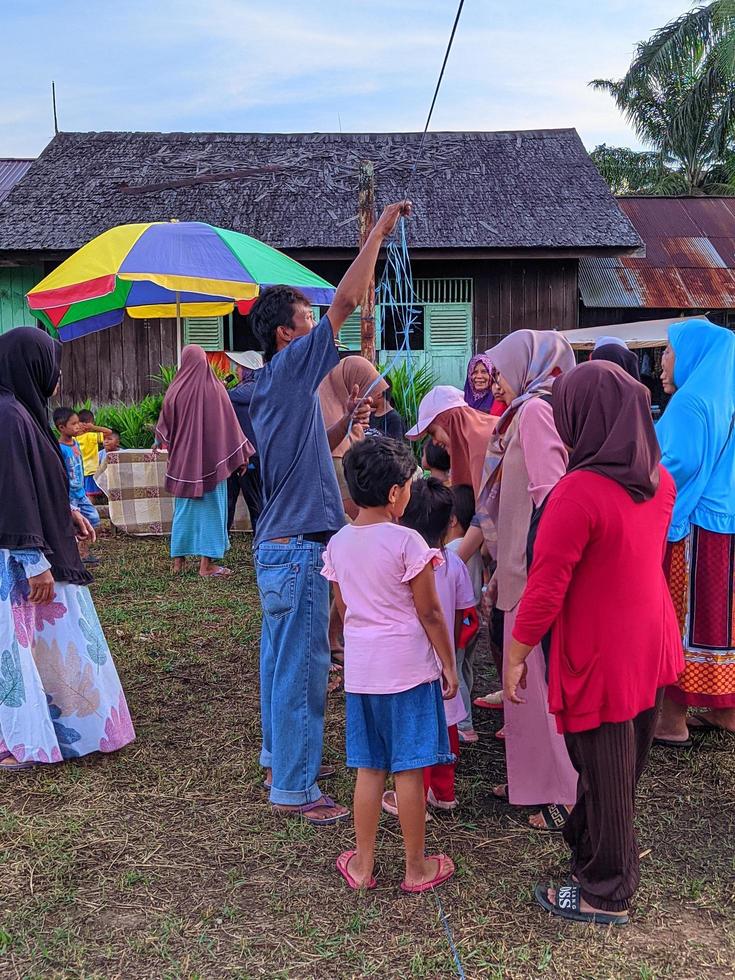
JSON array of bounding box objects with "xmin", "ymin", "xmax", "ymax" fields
[
  {"xmin": 0, "ymin": 159, "xmax": 33, "ymax": 204},
  {"xmin": 580, "ymin": 196, "xmax": 735, "ymax": 308}
]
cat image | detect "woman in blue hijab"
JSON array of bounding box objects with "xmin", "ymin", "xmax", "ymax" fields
[{"xmin": 654, "ymin": 319, "xmax": 735, "ymax": 745}]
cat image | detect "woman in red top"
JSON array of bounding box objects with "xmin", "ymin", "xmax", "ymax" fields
[{"xmin": 506, "ymin": 361, "xmax": 683, "ymax": 926}]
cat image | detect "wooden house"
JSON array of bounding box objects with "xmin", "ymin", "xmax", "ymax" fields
[
  {"xmin": 0, "ymin": 158, "xmax": 36, "ymax": 334},
  {"xmin": 0, "ymin": 130, "xmax": 641, "ymax": 403}
]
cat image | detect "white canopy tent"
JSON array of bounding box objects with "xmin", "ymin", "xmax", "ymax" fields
[{"xmin": 559, "ymin": 316, "xmax": 712, "ymax": 350}]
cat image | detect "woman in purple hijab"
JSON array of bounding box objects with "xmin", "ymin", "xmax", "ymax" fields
[{"xmin": 464, "ymin": 354, "xmax": 505, "ymax": 416}]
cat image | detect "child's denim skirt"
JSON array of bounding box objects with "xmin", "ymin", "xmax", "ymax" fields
[{"xmin": 346, "ymin": 680, "xmax": 454, "ymax": 773}]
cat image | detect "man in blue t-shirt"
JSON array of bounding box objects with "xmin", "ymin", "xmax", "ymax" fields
[{"xmin": 250, "ymin": 200, "xmax": 411, "ymax": 824}]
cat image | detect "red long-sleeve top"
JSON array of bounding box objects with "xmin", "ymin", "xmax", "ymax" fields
[{"xmin": 513, "ymin": 466, "xmax": 684, "ymax": 734}]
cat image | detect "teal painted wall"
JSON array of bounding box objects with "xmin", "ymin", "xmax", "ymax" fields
[{"xmin": 0, "ymin": 265, "xmax": 43, "ymax": 334}]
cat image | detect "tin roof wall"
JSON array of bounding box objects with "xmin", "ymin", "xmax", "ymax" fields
[
  {"xmin": 0, "ymin": 159, "xmax": 33, "ymax": 204},
  {"xmin": 579, "ymin": 196, "xmax": 735, "ymax": 309}
]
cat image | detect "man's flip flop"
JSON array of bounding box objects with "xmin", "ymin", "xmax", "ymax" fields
[
  {"xmin": 534, "ymin": 883, "xmax": 629, "ymax": 927},
  {"xmin": 273, "ymin": 794, "xmax": 350, "ymax": 826},
  {"xmin": 400, "ymin": 855, "xmax": 455, "ymax": 894},
  {"xmin": 653, "ymin": 736, "xmax": 693, "ymax": 750},
  {"xmin": 336, "ymin": 850, "xmax": 376, "ymax": 891},
  {"xmin": 263, "ymin": 764, "xmax": 336, "ymax": 791}
]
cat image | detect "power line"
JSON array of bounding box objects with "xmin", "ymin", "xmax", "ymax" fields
[{"xmin": 404, "ymin": 0, "xmax": 466, "ymax": 198}]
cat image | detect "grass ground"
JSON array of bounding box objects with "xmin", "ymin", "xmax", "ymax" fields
[{"xmin": 1, "ymin": 532, "xmax": 734, "ymax": 979}]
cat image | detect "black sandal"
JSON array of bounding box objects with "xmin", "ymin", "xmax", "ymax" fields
[
  {"xmin": 534, "ymin": 883, "xmax": 629, "ymax": 927},
  {"xmin": 653, "ymin": 736, "xmax": 693, "ymax": 749},
  {"xmin": 530, "ymin": 803, "xmax": 570, "ymax": 833}
]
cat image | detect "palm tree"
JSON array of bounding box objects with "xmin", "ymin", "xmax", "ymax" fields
[
  {"xmin": 590, "ymin": 20, "xmax": 735, "ymax": 195},
  {"xmin": 588, "ymin": 144, "xmax": 669, "ymax": 195},
  {"xmin": 621, "ymin": 2, "xmax": 735, "ymax": 152}
]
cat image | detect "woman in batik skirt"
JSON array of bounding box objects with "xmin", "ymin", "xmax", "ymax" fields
[
  {"xmin": 654, "ymin": 319, "xmax": 735, "ymax": 745},
  {"xmin": 0, "ymin": 328, "xmax": 135, "ymax": 770}
]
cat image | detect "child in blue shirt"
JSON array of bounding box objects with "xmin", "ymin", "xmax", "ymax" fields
[{"xmin": 53, "ymin": 407, "xmax": 100, "ymax": 563}]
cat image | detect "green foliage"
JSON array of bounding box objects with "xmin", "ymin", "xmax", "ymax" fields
[
  {"xmin": 589, "ymin": 144, "xmax": 670, "ymax": 194},
  {"xmin": 591, "ymin": 2, "xmax": 735, "ymax": 196},
  {"xmin": 93, "ymin": 396, "xmax": 163, "ymax": 450},
  {"xmin": 622, "ymin": 1, "xmax": 735, "ymax": 154},
  {"xmin": 381, "ymin": 359, "xmax": 437, "ymax": 434},
  {"xmin": 151, "ymin": 362, "xmax": 236, "ymax": 391},
  {"xmin": 150, "ymin": 364, "xmax": 178, "ymax": 392}
]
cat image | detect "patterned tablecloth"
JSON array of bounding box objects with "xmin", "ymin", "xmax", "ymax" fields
[{"xmin": 95, "ymin": 450, "xmax": 251, "ymax": 536}]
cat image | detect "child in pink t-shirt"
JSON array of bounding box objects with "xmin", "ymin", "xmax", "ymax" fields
[
  {"xmin": 322, "ymin": 438, "xmax": 458, "ymax": 894},
  {"xmin": 399, "ymin": 477, "xmax": 476, "ymax": 811}
]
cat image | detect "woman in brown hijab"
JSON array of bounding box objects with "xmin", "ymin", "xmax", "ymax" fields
[
  {"xmin": 508, "ymin": 361, "xmax": 682, "ymax": 925},
  {"xmin": 319, "ymin": 356, "xmax": 387, "ymax": 673},
  {"xmin": 319, "ymin": 356, "xmax": 388, "ymax": 520}
]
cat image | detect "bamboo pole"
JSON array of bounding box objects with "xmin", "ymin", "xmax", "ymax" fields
[
  {"xmin": 358, "ymin": 160, "xmax": 376, "ymax": 364},
  {"xmin": 175, "ymin": 291, "xmax": 182, "ymax": 365}
]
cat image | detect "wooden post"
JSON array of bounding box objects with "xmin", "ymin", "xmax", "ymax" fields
[{"xmin": 358, "ymin": 160, "xmax": 376, "ymax": 364}]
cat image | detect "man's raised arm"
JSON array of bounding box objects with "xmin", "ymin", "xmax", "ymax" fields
[{"xmin": 326, "ymin": 200, "xmax": 412, "ymax": 336}]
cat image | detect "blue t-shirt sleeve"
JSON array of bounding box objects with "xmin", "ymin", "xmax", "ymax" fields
[{"xmin": 282, "ymin": 314, "xmax": 340, "ymax": 393}]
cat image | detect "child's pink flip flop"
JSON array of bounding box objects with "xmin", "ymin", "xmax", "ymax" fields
[
  {"xmin": 336, "ymin": 850, "xmax": 376, "ymax": 890},
  {"xmin": 400, "ymin": 854, "xmax": 455, "ymax": 893}
]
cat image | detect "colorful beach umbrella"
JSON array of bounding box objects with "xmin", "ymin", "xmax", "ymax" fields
[{"xmin": 26, "ymin": 221, "xmax": 336, "ymax": 342}]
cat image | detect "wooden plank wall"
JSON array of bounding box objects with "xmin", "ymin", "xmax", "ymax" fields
[
  {"xmin": 469, "ymin": 259, "xmax": 579, "ymax": 351},
  {"xmin": 58, "ymin": 315, "xmax": 177, "ymax": 405}
]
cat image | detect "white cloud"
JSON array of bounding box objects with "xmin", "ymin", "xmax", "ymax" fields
[{"xmin": 0, "ymin": 0, "xmax": 696, "ymax": 155}]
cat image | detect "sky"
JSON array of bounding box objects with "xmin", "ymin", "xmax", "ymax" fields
[{"xmin": 2, "ymin": 0, "xmax": 694, "ymax": 158}]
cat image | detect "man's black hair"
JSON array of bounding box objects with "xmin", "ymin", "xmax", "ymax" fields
[
  {"xmin": 343, "ymin": 437, "xmax": 416, "ymax": 508},
  {"xmin": 78, "ymin": 408, "xmax": 94, "ymax": 423},
  {"xmin": 53, "ymin": 406, "xmax": 76, "ymax": 429},
  {"xmin": 400, "ymin": 476, "xmax": 453, "ymax": 548},
  {"xmin": 107, "ymin": 429, "xmax": 121, "ymax": 440},
  {"xmin": 451, "ymin": 484, "xmax": 476, "ymax": 534},
  {"xmin": 249, "ymin": 285, "xmax": 313, "ymax": 362},
  {"xmin": 423, "ymin": 438, "xmax": 450, "ymax": 473}
]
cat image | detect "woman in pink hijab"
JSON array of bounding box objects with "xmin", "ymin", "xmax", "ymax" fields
[
  {"xmin": 155, "ymin": 346, "xmax": 254, "ymax": 578},
  {"xmin": 470, "ymin": 330, "xmax": 579, "ymax": 831}
]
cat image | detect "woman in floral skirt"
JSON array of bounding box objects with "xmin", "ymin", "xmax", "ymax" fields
[{"xmin": 0, "ymin": 328, "xmax": 135, "ymax": 769}]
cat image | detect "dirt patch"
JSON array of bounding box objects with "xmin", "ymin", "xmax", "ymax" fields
[{"xmin": 1, "ymin": 533, "xmax": 734, "ymax": 979}]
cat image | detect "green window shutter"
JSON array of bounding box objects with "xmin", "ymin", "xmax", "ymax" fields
[
  {"xmin": 338, "ymin": 307, "xmax": 382, "ymax": 352},
  {"xmin": 425, "ymin": 304, "xmax": 472, "ymax": 349},
  {"xmin": 183, "ymin": 316, "xmax": 223, "ymax": 351},
  {"xmin": 339, "ymin": 310, "xmax": 362, "ymax": 350}
]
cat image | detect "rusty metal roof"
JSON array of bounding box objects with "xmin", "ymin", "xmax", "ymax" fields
[
  {"xmin": 579, "ymin": 197, "xmax": 735, "ymax": 309},
  {"xmin": 0, "ymin": 159, "xmax": 33, "ymax": 204}
]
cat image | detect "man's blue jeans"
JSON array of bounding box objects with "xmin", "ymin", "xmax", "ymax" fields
[{"xmin": 255, "ymin": 536, "xmax": 330, "ymax": 805}]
